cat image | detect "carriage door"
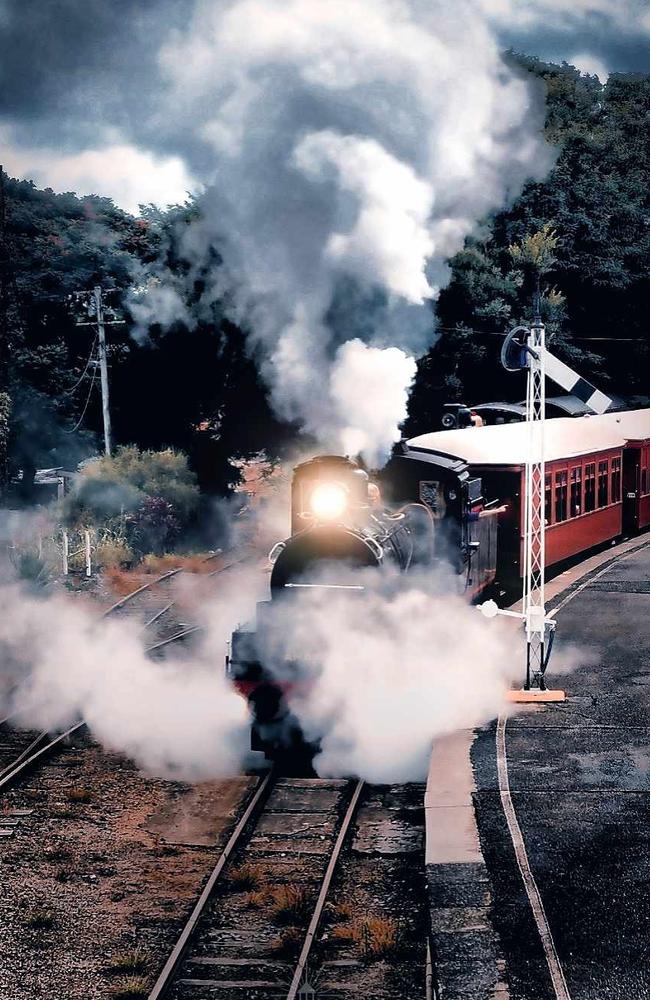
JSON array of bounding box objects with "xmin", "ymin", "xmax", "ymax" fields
[{"xmin": 622, "ymin": 447, "xmax": 640, "ymax": 534}]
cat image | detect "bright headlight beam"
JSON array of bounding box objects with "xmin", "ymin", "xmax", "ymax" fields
[{"xmin": 310, "ymin": 482, "xmax": 348, "ymax": 521}]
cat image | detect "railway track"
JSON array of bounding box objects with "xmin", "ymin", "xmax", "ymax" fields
[
  {"xmin": 148, "ymin": 776, "xmax": 428, "ymax": 1000},
  {"xmin": 104, "ymin": 553, "xmax": 254, "ymax": 653},
  {"xmin": 0, "ymin": 718, "xmax": 85, "ymax": 800}
]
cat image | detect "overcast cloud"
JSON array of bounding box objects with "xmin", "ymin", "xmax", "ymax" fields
[{"xmin": 0, "ymin": 0, "xmax": 647, "ymax": 209}]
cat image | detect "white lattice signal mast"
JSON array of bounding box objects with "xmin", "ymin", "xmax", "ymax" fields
[
  {"xmin": 522, "ymin": 317, "xmax": 548, "ymax": 690},
  {"xmin": 482, "ymin": 319, "xmax": 612, "ymax": 695}
]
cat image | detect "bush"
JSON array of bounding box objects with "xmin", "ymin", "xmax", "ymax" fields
[
  {"xmin": 61, "ymin": 446, "xmax": 199, "ymax": 557},
  {"xmin": 63, "ymin": 446, "xmax": 199, "ymax": 525}
]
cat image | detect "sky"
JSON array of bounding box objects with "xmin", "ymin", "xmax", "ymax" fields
[{"xmin": 0, "ymin": 0, "xmax": 648, "ymax": 213}]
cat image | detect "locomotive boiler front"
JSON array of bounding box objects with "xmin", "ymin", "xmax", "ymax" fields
[{"xmin": 269, "ymin": 455, "xmax": 417, "ymax": 594}]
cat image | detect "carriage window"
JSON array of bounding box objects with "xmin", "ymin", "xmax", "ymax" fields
[
  {"xmin": 611, "ymin": 458, "xmax": 621, "ymax": 503},
  {"xmin": 570, "ymin": 467, "xmax": 582, "ymax": 517},
  {"xmin": 585, "ymin": 463, "xmax": 596, "ymax": 512},
  {"xmin": 598, "ymin": 460, "xmax": 609, "ymax": 508},
  {"xmin": 545, "ymin": 473, "xmax": 552, "ymax": 524},
  {"xmin": 555, "ymin": 470, "xmax": 568, "ymax": 522}
]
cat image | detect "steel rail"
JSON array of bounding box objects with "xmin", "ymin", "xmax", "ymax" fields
[
  {"xmin": 103, "ymin": 568, "xmax": 184, "ymax": 617},
  {"xmin": 142, "ymin": 602, "xmax": 175, "ymax": 630},
  {"xmin": 286, "ymin": 779, "xmax": 365, "ymax": 1000},
  {"xmin": 145, "ymin": 626, "xmax": 202, "ymax": 653},
  {"xmin": 147, "ymin": 772, "xmax": 275, "ymax": 1000},
  {"xmin": 0, "ymin": 729, "xmax": 51, "ymax": 782},
  {"xmin": 0, "ymin": 722, "xmax": 85, "ymax": 793}
]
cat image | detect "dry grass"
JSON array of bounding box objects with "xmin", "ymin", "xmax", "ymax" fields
[
  {"xmin": 332, "ymin": 901, "xmax": 354, "ymax": 921},
  {"xmin": 95, "ymin": 540, "xmax": 133, "ymax": 570},
  {"xmin": 102, "ymin": 551, "xmax": 217, "ymax": 599},
  {"xmin": 140, "ymin": 553, "xmax": 216, "ymax": 575},
  {"xmin": 270, "ymin": 926, "xmax": 303, "ymax": 958},
  {"xmin": 269, "ymin": 885, "xmax": 312, "ymax": 925},
  {"xmin": 109, "ymin": 977, "xmax": 149, "ymax": 999},
  {"xmin": 104, "ymin": 949, "xmax": 149, "ymax": 976},
  {"xmin": 228, "ymin": 862, "xmax": 265, "ymax": 891},
  {"xmin": 243, "ymin": 884, "xmax": 312, "ymax": 925},
  {"xmin": 242, "ymin": 887, "xmax": 273, "ymax": 910},
  {"xmin": 332, "ymin": 915, "xmax": 402, "ymax": 959},
  {"xmin": 24, "ymin": 908, "xmax": 56, "ymax": 930},
  {"xmin": 66, "ymin": 786, "xmax": 94, "ymax": 803},
  {"xmin": 103, "ymin": 567, "xmax": 144, "ymax": 596}
]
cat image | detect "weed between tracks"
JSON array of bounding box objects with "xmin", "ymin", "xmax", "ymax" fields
[
  {"xmin": 331, "ymin": 914, "xmax": 403, "ymax": 959},
  {"xmin": 243, "ymin": 884, "xmax": 312, "ymax": 925},
  {"xmin": 66, "ymin": 786, "xmax": 94, "ymax": 804},
  {"xmin": 24, "ymin": 908, "xmax": 56, "ymax": 930},
  {"xmin": 227, "ymin": 862, "xmax": 265, "ymax": 890},
  {"xmin": 270, "ymin": 926, "xmax": 304, "ymax": 958}
]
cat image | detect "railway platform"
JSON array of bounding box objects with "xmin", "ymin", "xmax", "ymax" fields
[{"xmin": 426, "ymin": 537, "xmax": 650, "ymax": 999}]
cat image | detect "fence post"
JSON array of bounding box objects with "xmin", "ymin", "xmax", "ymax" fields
[
  {"xmin": 62, "ymin": 531, "xmax": 69, "ymax": 576},
  {"xmin": 85, "ymin": 529, "xmax": 92, "ymax": 577}
]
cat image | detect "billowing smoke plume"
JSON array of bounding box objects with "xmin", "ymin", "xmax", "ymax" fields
[{"xmin": 130, "ymin": 0, "xmax": 553, "ymax": 463}]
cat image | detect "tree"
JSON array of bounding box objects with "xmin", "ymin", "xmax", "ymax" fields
[{"xmin": 406, "ymin": 63, "xmax": 650, "ymax": 435}]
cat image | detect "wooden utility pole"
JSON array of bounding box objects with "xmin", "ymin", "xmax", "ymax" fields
[
  {"xmin": 93, "ymin": 285, "xmax": 112, "ymax": 456},
  {"xmin": 75, "ymin": 286, "xmax": 124, "ymax": 453}
]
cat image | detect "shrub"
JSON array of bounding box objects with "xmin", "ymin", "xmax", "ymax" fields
[
  {"xmin": 61, "ymin": 447, "xmax": 199, "ymax": 557},
  {"xmin": 10, "ymin": 551, "xmax": 51, "ymax": 588},
  {"xmin": 66, "ymin": 446, "xmax": 198, "ymax": 521}
]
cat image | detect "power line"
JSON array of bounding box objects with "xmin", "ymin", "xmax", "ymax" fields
[
  {"xmin": 62, "ymin": 335, "xmax": 98, "ymax": 395},
  {"xmin": 67, "ymin": 363, "xmax": 99, "ymax": 434}
]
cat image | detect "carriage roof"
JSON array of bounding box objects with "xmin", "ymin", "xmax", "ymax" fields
[{"xmin": 406, "ymin": 409, "xmax": 650, "ymax": 468}]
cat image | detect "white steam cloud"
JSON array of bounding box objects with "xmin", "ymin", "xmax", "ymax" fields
[
  {"xmin": 262, "ymin": 566, "xmax": 523, "ymax": 782},
  {"xmin": 130, "ymin": 0, "xmax": 552, "ymax": 463},
  {"xmin": 0, "ymin": 569, "xmax": 266, "ymax": 780}
]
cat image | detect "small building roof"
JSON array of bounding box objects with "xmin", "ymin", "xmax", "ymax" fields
[{"xmin": 407, "ymin": 409, "xmax": 650, "ymax": 468}]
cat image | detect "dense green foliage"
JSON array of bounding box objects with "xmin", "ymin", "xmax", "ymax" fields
[
  {"xmin": 0, "ymin": 183, "xmax": 282, "ymax": 500},
  {"xmin": 405, "ymin": 61, "xmax": 650, "ymax": 434}
]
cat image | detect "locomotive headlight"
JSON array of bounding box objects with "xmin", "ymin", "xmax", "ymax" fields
[{"xmin": 310, "ymin": 482, "xmax": 348, "ymax": 521}]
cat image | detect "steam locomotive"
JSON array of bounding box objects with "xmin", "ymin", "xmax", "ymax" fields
[
  {"xmin": 227, "ymin": 448, "xmax": 494, "ymax": 764},
  {"xmin": 229, "ymin": 407, "xmax": 650, "ymax": 762}
]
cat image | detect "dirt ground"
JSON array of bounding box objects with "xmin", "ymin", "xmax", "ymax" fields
[{"xmin": 0, "ymin": 731, "xmax": 254, "ymax": 999}]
